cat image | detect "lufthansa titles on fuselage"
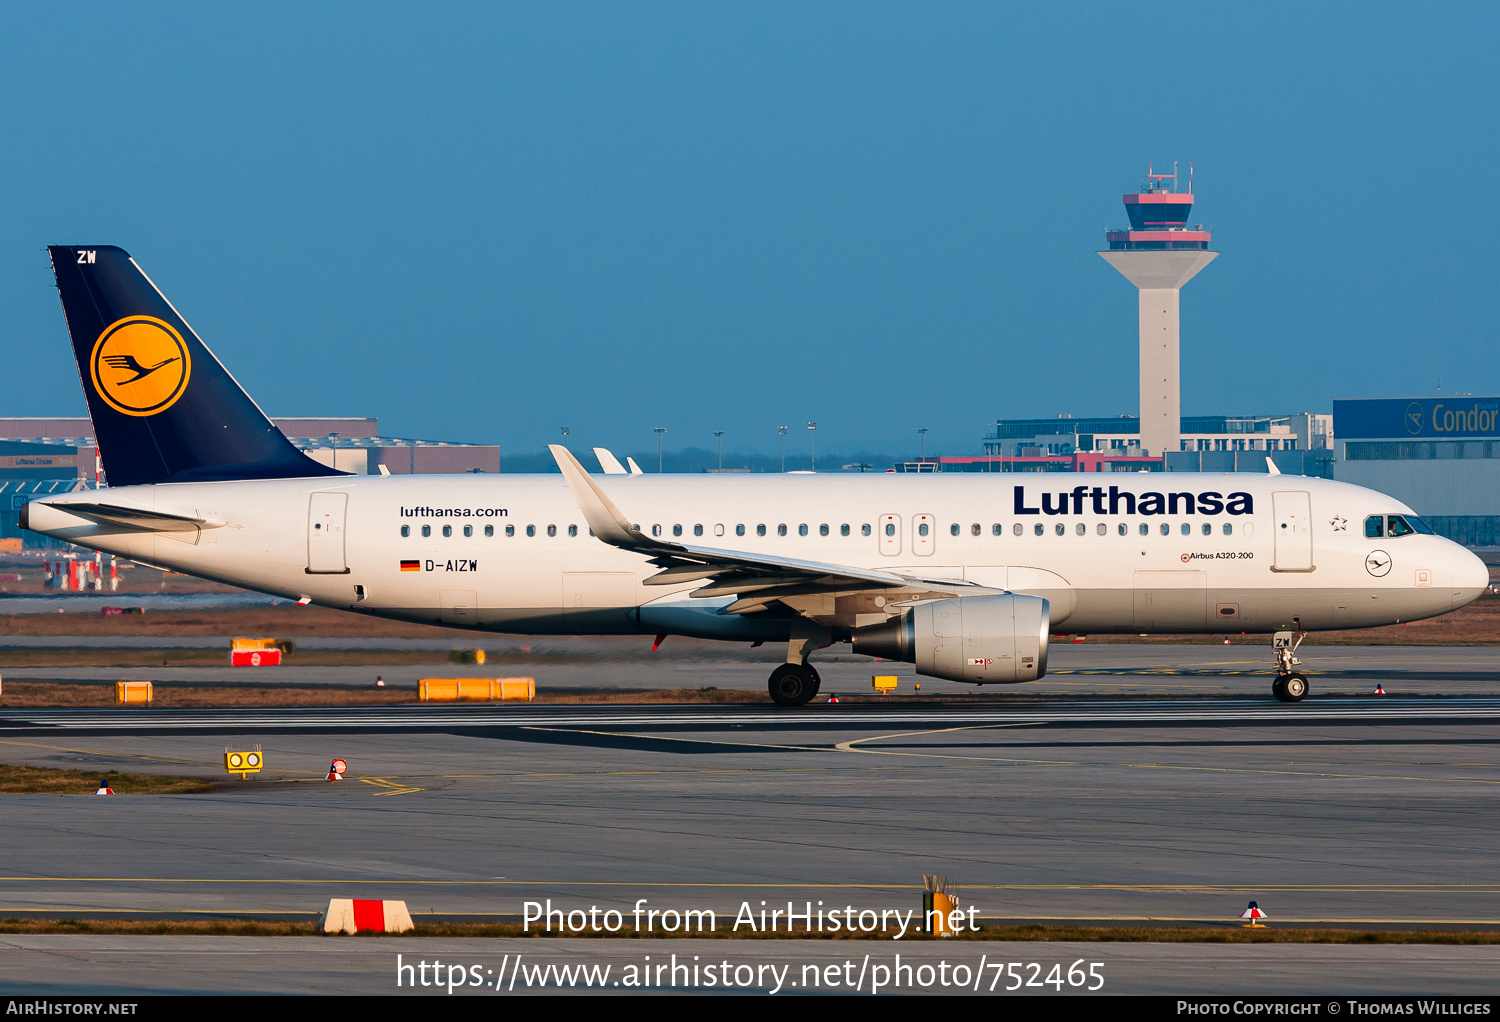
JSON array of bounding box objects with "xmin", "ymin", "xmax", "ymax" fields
[{"xmin": 1013, "ymin": 484, "xmax": 1253, "ymax": 517}]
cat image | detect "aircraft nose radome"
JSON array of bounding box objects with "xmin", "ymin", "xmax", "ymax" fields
[{"xmin": 1449, "ymin": 543, "xmax": 1490, "ymax": 608}]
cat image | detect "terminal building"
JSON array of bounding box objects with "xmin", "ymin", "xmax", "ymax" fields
[
  {"xmin": 1334, "ymin": 396, "xmax": 1500, "ymax": 547},
  {"xmin": 906, "ymin": 412, "xmax": 1334, "ymax": 475}
]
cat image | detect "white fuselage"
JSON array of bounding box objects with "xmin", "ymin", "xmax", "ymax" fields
[{"xmin": 27, "ymin": 471, "xmax": 1489, "ymax": 647}]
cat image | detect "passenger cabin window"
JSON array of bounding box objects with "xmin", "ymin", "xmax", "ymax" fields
[
  {"xmin": 1160, "ymin": 523, "xmax": 1170, "ymax": 536},
  {"xmin": 1033, "ymin": 524, "xmax": 1043, "ymax": 536},
  {"xmin": 443, "ymin": 525, "xmax": 452, "ymax": 537},
  {"xmin": 949, "ymin": 523, "xmax": 959, "ymax": 537},
  {"xmin": 1180, "ymin": 523, "xmax": 1191, "ymax": 536},
  {"xmin": 1138, "ymin": 524, "xmax": 1149, "ymax": 536},
  {"xmin": 798, "ymin": 524, "xmax": 808, "ymax": 536},
  {"xmin": 526, "ymin": 525, "xmax": 535, "ymax": 537},
  {"xmin": 463, "ymin": 525, "xmax": 472, "ymax": 537},
  {"xmin": 1014, "ymin": 523, "xmax": 1024, "ymax": 536},
  {"xmin": 568, "ymin": 525, "xmax": 578, "ymax": 537},
  {"xmin": 400, "ymin": 525, "xmax": 410, "ymax": 538},
  {"xmin": 546, "ymin": 525, "xmax": 556, "ymax": 537},
  {"xmin": 421, "ymin": 525, "xmax": 431, "ymax": 538},
  {"xmin": 694, "ymin": 524, "xmax": 703, "ymax": 537},
  {"xmin": 1054, "ymin": 523, "xmax": 1065, "ymax": 536},
  {"xmin": 1365, "ymin": 516, "xmax": 1384, "ymax": 538},
  {"xmin": 1222, "ymin": 523, "xmax": 1233, "ymax": 535},
  {"xmin": 861, "ymin": 524, "xmax": 872, "ymax": 537},
  {"xmin": 993, "ymin": 524, "xmax": 1002, "ymax": 536},
  {"xmin": 819, "ymin": 524, "xmax": 829, "ymax": 537},
  {"xmin": 1118, "ymin": 524, "xmax": 1127, "ymax": 536},
  {"xmin": 918, "ymin": 523, "xmax": 929, "ymax": 537},
  {"xmin": 885, "ymin": 523, "xmax": 895, "ymax": 537},
  {"xmin": 715, "ymin": 524, "xmax": 724, "ymax": 537},
  {"xmin": 1201, "ymin": 523, "xmax": 1211, "ymax": 536},
  {"xmin": 757, "ymin": 524, "xmax": 767, "ymax": 537},
  {"xmin": 1075, "ymin": 523, "xmax": 1085, "ymax": 536},
  {"xmin": 736, "ymin": 524, "xmax": 746, "ymax": 537},
  {"xmin": 1097, "ymin": 523, "xmax": 1107, "ymax": 536},
  {"xmin": 673, "ymin": 525, "xmax": 682, "ymax": 537},
  {"xmin": 652, "ymin": 525, "xmax": 662, "ymax": 537},
  {"xmin": 505, "ymin": 525, "xmax": 515, "ymax": 537},
  {"xmin": 778, "ymin": 524, "xmax": 788, "ymax": 537},
  {"xmin": 484, "ymin": 525, "xmax": 494, "ymax": 537},
  {"xmin": 841, "ymin": 524, "xmax": 850, "ymax": 537},
  {"xmin": 971, "ymin": 524, "xmax": 981, "ymax": 536}
]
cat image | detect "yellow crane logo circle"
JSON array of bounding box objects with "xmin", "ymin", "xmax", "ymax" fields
[{"xmin": 90, "ymin": 316, "xmax": 192, "ymax": 417}]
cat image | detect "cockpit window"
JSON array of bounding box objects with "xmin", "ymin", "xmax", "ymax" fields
[
  {"xmin": 1386, "ymin": 515, "xmax": 1416, "ymax": 538},
  {"xmin": 1405, "ymin": 515, "xmax": 1434, "ymax": 535},
  {"xmin": 1365, "ymin": 515, "xmax": 1384, "ymax": 538}
]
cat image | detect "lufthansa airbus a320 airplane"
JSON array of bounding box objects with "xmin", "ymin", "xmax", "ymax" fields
[{"xmin": 23, "ymin": 247, "xmax": 1489, "ymax": 705}]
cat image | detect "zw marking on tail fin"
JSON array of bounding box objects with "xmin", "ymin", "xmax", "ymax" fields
[{"xmin": 48, "ymin": 246, "xmax": 344, "ymax": 486}]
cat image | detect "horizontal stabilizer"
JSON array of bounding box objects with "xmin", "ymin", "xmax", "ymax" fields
[{"xmin": 36, "ymin": 501, "xmax": 221, "ymax": 533}]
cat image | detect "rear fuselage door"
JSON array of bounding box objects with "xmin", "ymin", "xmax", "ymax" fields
[
  {"xmin": 1272, "ymin": 490, "xmax": 1314, "ymax": 572},
  {"xmin": 307, "ymin": 492, "xmax": 348, "ymax": 574},
  {"xmin": 878, "ymin": 514, "xmax": 901, "ymax": 556}
]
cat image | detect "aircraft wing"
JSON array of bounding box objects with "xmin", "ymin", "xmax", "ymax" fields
[
  {"xmin": 549, "ymin": 445, "xmax": 984, "ymax": 614},
  {"xmin": 38, "ymin": 501, "xmax": 222, "ymax": 533}
]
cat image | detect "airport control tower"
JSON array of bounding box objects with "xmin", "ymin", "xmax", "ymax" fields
[{"xmin": 1099, "ymin": 164, "xmax": 1218, "ymax": 458}]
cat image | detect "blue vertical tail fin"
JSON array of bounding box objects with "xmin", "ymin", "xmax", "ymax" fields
[{"xmin": 48, "ymin": 246, "xmax": 343, "ymax": 486}]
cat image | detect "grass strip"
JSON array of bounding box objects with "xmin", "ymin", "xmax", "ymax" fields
[
  {"xmin": 0, "ymin": 763, "xmax": 217, "ymax": 794},
  {"xmin": 1, "ymin": 919, "xmax": 1497, "ymax": 942}
]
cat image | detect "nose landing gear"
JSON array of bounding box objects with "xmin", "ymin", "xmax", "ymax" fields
[{"xmin": 1271, "ymin": 628, "xmax": 1309, "ymax": 703}]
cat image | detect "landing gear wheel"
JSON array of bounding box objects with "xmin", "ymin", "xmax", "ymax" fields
[
  {"xmin": 768, "ymin": 664, "xmax": 818, "ymax": 707},
  {"xmin": 806, "ymin": 665, "xmax": 822, "ymax": 699},
  {"xmin": 1272, "ymin": 677, "xmax": 1289, "ymax": 702},
  {"xmin": 1283, "ymin": 673, "xmax": 1308, "ymax": 702}
]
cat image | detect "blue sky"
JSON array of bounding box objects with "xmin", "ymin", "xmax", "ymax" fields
[{"xmin": 1, "ymin": 3, "xmax": 1496, "ymax": 462}]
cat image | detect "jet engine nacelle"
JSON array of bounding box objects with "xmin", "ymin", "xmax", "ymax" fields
[{"xmin": 851, "ymin": 594, "xmax": 1050, "ymax": 684}]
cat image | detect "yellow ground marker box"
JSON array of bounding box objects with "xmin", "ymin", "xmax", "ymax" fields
[
  {"xmin": 224, "ymin": 747, "xmax": 263, "ymax": 778},
  {"xmin": 115, "ymin": 681, "xmax": 153, "ymax": 704},
  {"xmin": 419, "ymin": 677, "xmax": 535, "ymax": 702},
  {"xmin": 872, "ymin": 675, "xmax": 898, "ymax": 694}
]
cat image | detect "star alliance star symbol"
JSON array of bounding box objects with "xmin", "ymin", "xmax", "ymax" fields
[{"xmin": 1330, "ymin": 516, "xmax": 1348, "ymax": 532}]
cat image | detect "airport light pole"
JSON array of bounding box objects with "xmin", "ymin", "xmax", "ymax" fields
[
  {"xmin": 778, "ymin": 426, "xmax": 788, "ymax": 472},
  {"xmin": 713, "ymin": 431, "xmax": 725, "ymax": 470},
  {"xmin": 654, "ymin": 427, "xmax": 667, "ymax": 473},
  {"xmin": 918, "ymin": 427, "xmax": 928, "ymax": 459},
  {"xmin": 808, "ymin": 421, "xmax": 817, "ymax": 472}
]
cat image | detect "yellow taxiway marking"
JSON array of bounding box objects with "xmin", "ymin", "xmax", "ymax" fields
[
  {"xmin": 0, "ymin": 738, "xmax": 203, "ymax": 766},
  {"xmin": 359, "ymin": 777, "xmax": 423, "ymax": 796},
  {"xmin": 5, "ymin": 877, "xmax": 1500, "ymax": 897}
]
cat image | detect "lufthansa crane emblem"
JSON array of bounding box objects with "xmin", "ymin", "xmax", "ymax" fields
[
  {"xmin": 90, "ymin": 316, "xmax": 192, "ymax": 417},
  {"xmin": 1365, "ymin": 550, "xmax": 1392, "ymax": 577}
]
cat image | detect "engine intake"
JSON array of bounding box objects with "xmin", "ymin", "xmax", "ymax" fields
[{"xmin": 851, "ymin": 594, "xmax": 1050, "ymax": 684}]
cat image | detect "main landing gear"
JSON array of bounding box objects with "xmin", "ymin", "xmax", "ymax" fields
[
  {"xmin": 1271, "ymin": 628, "xmax": 1309, "ymax": 703},
  {"xmin": 768, "ymin": 627, "xmax": 829, "ymax": 707},
  {"xmin": 768, "ymin": 662, "xmax": 821, "ymax": 707}
]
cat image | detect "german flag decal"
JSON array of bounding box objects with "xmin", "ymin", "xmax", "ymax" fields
[{"xmin": 400, "ymin": 560, "xmax": 421, "ymax": 572}]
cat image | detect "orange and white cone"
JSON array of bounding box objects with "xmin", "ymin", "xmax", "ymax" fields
[
  {"xmin": 1240, "ymin": 901, "xmax": 1267, "ymax": 927},
  {"xmin": 327, "ymin": 758, "xmax": 347, "ymax": 782},
  {"xmin": 1374, "ymin": 684, "xmax": 1385, "ymax": 696}
]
